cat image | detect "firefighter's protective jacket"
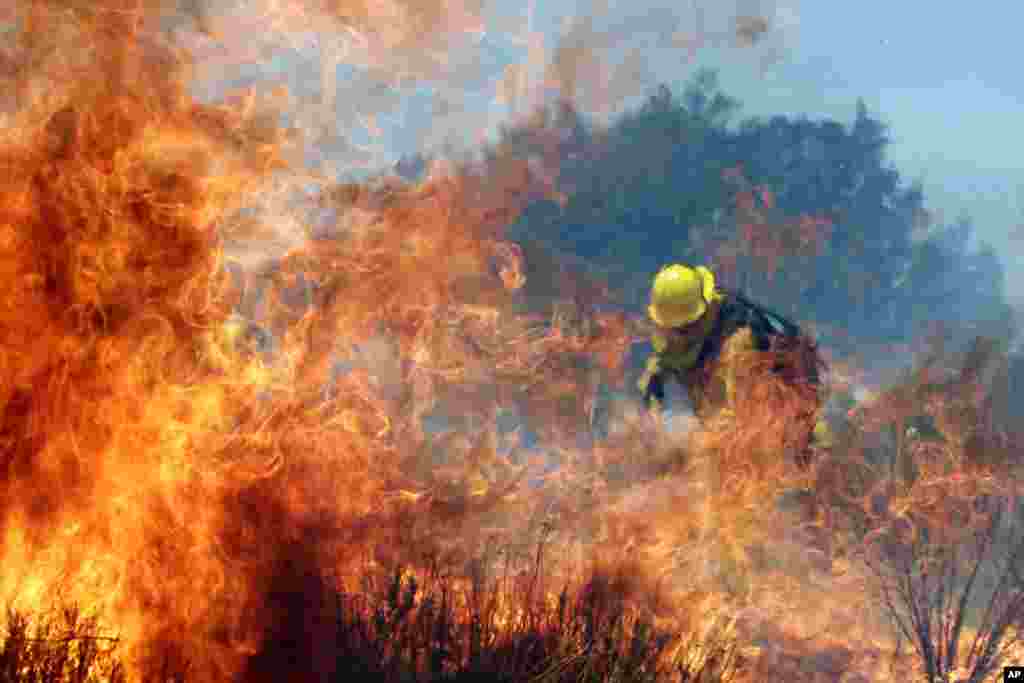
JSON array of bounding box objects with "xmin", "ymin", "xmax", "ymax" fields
[{"xmin": 638, "ymin": 291, "xmax": 834, "ymax": 450}]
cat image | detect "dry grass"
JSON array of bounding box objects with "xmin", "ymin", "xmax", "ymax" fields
[
  {"xmin": 0, "ymin": 605, "xmax": 125, "ymax": 683},
  {"xmin": 2, "ymin": 557, "xmax": 747, "ymax": 683}
]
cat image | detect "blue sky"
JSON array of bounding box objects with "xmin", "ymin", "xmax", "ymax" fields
[{"xmin": 688, "ymin": 1, "xmax": 1024, "ymax": 300}]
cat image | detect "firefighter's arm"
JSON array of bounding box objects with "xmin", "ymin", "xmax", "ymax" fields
[
  {"xmin": 638, "ymin": 354, "xmax": 665, "ymax": 411},
  {"xmin": 651, "ymin": 328, "xmax": 669, "ymax": 354}
]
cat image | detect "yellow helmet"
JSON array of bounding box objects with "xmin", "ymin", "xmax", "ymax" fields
[{"xmin": 648, "ymin": 264, "xmax": 716, "ymax": 328}]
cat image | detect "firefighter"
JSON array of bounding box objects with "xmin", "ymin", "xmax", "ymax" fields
[{"xmin": 637, "ymin": 263, "xmax": 833, "ymax": 457}]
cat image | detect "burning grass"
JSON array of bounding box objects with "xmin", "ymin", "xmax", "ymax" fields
[
  {"xmin": 3, "ymin": 1, "xmax": 1024, "ymax": 682},
  {"xmin": 0, "ymin": 605, "xmax": 126, "ymax": 683},
  {"xmin": 1, "ymin": 554, "xmax": 748, "ymax": 683}
]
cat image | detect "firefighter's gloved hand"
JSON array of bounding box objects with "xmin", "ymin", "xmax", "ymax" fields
[
  {"xmin": 637, "ymin": 356, "xmax": 660, "ymax": 394},
  {"xmin": 646, "ymin": 398, "xmax": 664, "ymax": 425}
]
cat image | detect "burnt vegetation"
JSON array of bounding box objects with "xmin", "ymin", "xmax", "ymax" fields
[
  {"xmin": 4, "ymin": 3, "xmax": 1024, "ymax": 681},
  {"xmin": 3, "ymin": 559, "xmax": 744, "ymax": 683},
  {"xmin": 8, "ymin": 335, "xmax": 1024, "ymax": 682},
  {"xmin": 864, "ymin": 491, "xmax": 1024, "ymax": 683}
]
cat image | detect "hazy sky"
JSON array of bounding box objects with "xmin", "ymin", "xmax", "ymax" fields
[
  {"xmin": 229, "ymin": 0, "xmax": 1024, "ymax": 302},
  {"xmin": 373, "ymin": 0, "xmax": 1024, "ymax": 298}
]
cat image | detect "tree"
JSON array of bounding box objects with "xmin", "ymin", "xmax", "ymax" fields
[
  {"xmin": 729, "ymin": 102, "xmax": 919, "ymax": 343},
  {"xmin": 476, "ymin": 71, "xmax": 1015, "ymax": 360},
  {"xmin": 897, "ymin": 216, "xmax": 1016, "ymax": 351},
  {"xmin": 508, "ymin": 70, "xmax": 741, "ymax": 308}
]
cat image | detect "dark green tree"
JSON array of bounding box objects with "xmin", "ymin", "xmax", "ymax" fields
[{"xmin": 471, "ymin": 72, "xmax": 1014, "ymax": 356}]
